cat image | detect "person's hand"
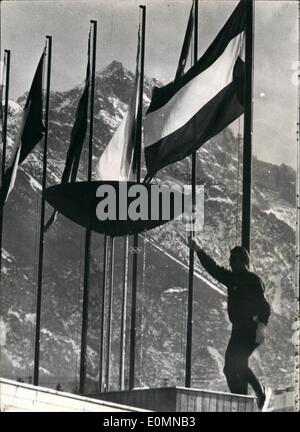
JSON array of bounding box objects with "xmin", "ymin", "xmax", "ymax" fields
[
  {"xmin": 188, "ymin": 237, "xmax": 202, "ymax": 253},
  {"xmin": 256, "ymin": 323, "xmax": 267, "ymax": 345}
]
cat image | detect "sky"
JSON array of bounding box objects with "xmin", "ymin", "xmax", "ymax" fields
[{"xmin": 0, "ymin": 0, "xmax": 298, "ymax": 169}]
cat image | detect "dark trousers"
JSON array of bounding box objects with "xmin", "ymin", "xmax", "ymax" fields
[{"xmin": 223, "ymin": 325, "xmax": 264, "ymax": 398}]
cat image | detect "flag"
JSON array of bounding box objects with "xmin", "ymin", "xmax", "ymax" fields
[
  {"xmin": 95, "ymin": 25, "xmax": 141, "ymax": 181},
  {"xmin": 0, "ymin": 56, "xmax": 5, "ymax": 142},
  {"xmin": 60, "ymin": 34, "xmax": 91, "ymax": 184},
  {"xmin": 144, "ymin": 0, "xmax": 246, "ymax": 180},
  {"xmin": 0, "ymin": 51, "xmax": 45, "ymax": 205},
  {"xmin": 44, "ymin": 32, "xmax": 91, "ymax": 231},
  {"xmin": 175, "ymin": 0, "xmax": 194, "ymax": 82}
]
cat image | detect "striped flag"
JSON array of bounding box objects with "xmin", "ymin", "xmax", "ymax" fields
[
  {"xmin": 0, "ymin": 51, "xmax": 45, "ymax": 205},
  {"xmin": 44, "ymin": 32, "xmax": 91, "ymax": 231},
  {"xmin": 144, "ymin": 0, "xmax": 246, "ymax": 180},
  {"xmin": 95, "ymin": 25, "xmax": 141, "ymax": 181}
]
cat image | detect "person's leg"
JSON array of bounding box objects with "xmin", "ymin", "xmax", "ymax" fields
[
  {"xmin": 224, "ymin": 327, "xmax": 263, "ymax": 396},
  {"xmin": 223, "ymin": 330, "xmax": 245, "ymax": 394},
  {"xmin": 238, "ymin": 334, "xmax": 264, "ymax": 400},
  {"xmin": 224, "ymin": 326, "xmax": 266, "ymax": 407},
  {"xmin": 244, "ymin": 366, "xmax": 264, "ymax": 399},
  {"xmin": 235, "ymin": 347, "xmax": 249, "ymax": 394}
]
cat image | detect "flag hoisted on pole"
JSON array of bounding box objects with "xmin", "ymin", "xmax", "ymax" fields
[
  {"xmin": 129, "ymin": 5, "xmax": 146, "ymax": 391},
  {"xmin": 44, "ymin": 29, "xmax": 91, "ymax": 232},
  {"xmin": 34, "ymin": 36, "xmax": 52, "ymax": 387},
  {"xmin": 95, "ymin": 10, "xmax": 143, "ymax": 391},
  {"xmin": 241, "ymin": 0, "xmax": 254, "ymax": 253},
  {"xmin": 79, "ymin": 20, "xmax": 97, "ymax": 395},
  {"xmin": 186, "ymin": 0, "xmax": 198, "ymax": 389},
  {"xmin": 143, "ymin": 0, "xmax": 246, "ymax": 182},
  {"xmin": 0, "ymin": 50, "xmax": 11, "ymax": 280},
  {"xmin": 125, "ymin": 18, "xmax": 144, "ymax": 387},
  {"xmin": 0, "ymin": 50, "xmax": 45, "ymax": 206}
]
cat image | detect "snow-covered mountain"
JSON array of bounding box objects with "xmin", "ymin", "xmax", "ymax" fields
[{"xmin": 0, "ymin": 61, "xmax": 296, "ymax": 395}]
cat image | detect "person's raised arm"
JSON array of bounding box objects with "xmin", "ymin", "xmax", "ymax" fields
[{"xmin": 188, "ymin": 238, "xmax": 233, "ymax": 287}]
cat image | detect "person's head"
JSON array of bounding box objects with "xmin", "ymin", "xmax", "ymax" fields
[{"xmin": 229, "ymin": 246, "xmax": 250, "ymax": 272}]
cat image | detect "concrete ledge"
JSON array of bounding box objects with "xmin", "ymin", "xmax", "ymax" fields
[{"xmin": 0, "ymin": 378, "xmax": 149, "ymax": 412}]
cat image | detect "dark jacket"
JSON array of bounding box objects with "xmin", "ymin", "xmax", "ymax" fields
[{"xmin": 197, "ymin": 249, "xmax": 271, "ymax": 326}]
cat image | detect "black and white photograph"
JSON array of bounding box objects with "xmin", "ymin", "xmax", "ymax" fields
[{"xmin": 0, "ymin": 0, "xmax": 299, "ymax": 414}]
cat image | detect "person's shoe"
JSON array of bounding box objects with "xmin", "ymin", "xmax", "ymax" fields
[
  {"xmin": 257, "ymin": 386, "xmax": 272, "ymax": 411},
  {"xmin": 257, "ymin": 387, "xmax": 266, "ymax": 410}
]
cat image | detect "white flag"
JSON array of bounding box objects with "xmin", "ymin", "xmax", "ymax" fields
[{"xmin": 96, "ymin": 26, "xmax": 141, "ymax": 181}]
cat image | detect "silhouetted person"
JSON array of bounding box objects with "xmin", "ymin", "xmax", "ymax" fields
[{"xmin": 189, "ymin": 238, "xmax": 271, "ymax": 410}]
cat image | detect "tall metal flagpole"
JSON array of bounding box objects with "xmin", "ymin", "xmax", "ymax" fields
[
  {"xmin": 129, "ymin": 5, "xmax": 146, "ymax": 390},
  {"xmin": 105, "ymin": 236, "xmax": 115, "ymax": 391},
  {"xmin": 241, "ymin": 0, "xmax": 254, "ymax": 252},
  {"xmin": 119, "ymin": 235, "xmax": 129, "ymax": 390},
  {"xmin": 99, "ymin": 233, "xmax": 108, "ymax": 392},
  {"xmin": 294, "ymin": 0, "xmax": 300, "ymax": 414},
  {"xmin": 33, "ymin": 36, "xmax": 52, "ymax": 386},
  {"xmin": 0, "ymin": 49, "xmax": 10, "ymax": 280},
  {"xmin": 185, "ymin": 0, "xmax": 198, "ymax": 389},
  {"xmin": 79, "ymin": 20, "xmax": 97, "ymax": 395}
]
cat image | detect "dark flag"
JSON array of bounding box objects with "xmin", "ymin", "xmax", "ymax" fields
[
  {"xmin": 0, "ymin": 51, "xmax": 45, "ymax": 205},
  {"xmin": 144, "ymin": 0, "xmax": 246, "ymax": 180},
  {"xmin": 175, "ymin": 0, "xmax": 195, "ymax": 82},
  {"xmin": 0, "ymin": 56, "xmax": 5, "ymax": 139},
  {"xmin": 44, "ymin": 32, "xmax": 91, "ymax": 231}
]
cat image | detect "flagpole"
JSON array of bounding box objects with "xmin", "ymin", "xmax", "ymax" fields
[
  {"xmin": 241, "ymin": 0, "xmax": 254, "ymax": 253},
  {"xmin": 119, "ymin": 235, "xmax": 129, "ymax": 390},
  {"xmin": 129, "ymin": 5, "xmax": 146, "ymax": 390},
  {"xmin": 99, "ymin": 233, "xmax": 108, "ymax": 392},
  {"xmin": 33, "ymin": 36, "xmax": 52, "ymax": 386},
  {"xmin": 105, "ymin": 236, "xmax": 115, "ymax": 391},
  {"xmin": 185, "ymin": 0, "xmax": 198, "ymax": 389},
  {"xmin": 294, "ymin": 0, "xmax": 300, "ymax": 414},
  {"xmin": 79, "ymin": 19, "xmax": 97, "ymax": 395},
  {"xmin": 0, "ymin": 49, "xmax": 10, "ymax": 280}
]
